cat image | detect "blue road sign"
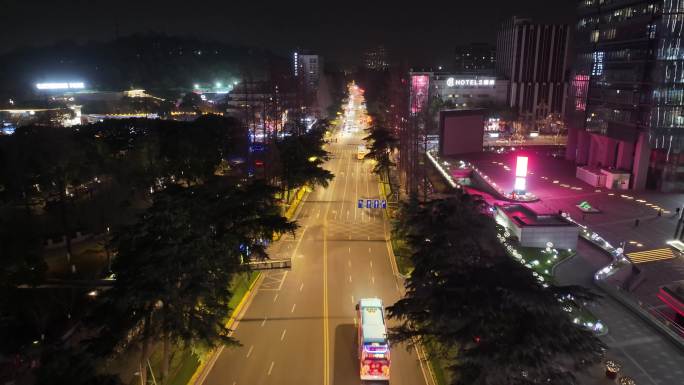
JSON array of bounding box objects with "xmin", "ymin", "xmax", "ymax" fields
[
  {"xmin": 366, "ymin": 199, "xmax": 372, "ymax": 208},
  {"xmin": 381, "ymin": 200, "xmax": 387, "ymax": 209},
  {"xmin": 358, "ymin": 199, "xmax": 364, "ymax": 209},
  {"xmin": 373, "ymin": 199, "xmax": 380, "ymax": 209}
]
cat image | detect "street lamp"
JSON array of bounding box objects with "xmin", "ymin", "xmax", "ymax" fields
[{"xmin": 215, "ymin": 82, "xmax": 222, "ymax": 88}]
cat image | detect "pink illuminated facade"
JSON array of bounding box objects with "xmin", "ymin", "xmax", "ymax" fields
[
  {"xmin": 572, "ymin": 75, "xmax": 589, "ymax": 112},
  {"xmin": 409, "ymin": 74, "xmax": 430, "ymax": 114}
]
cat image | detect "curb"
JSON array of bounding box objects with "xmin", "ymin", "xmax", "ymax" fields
[
  {"xmin": 188, "ymin": 272, "xmax": 263, "ymax": 385},
  {"xmin": 274, "ymin": 186, "xmax": 309, "ymax": 241},
  {"xmin": 549, "ymin": 251, "xmax": 577, "ymax": 277},
  {"xmin": 377, "ymin": 177, "xmax": 410, "ymax": 280}
]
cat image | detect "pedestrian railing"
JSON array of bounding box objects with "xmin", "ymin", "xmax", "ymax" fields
[{"xmin": 246, "ymin": 258, "xmax": 292, "ymax": 270}]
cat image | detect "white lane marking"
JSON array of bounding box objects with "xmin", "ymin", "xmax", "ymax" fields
[
  {"xmin": 347, "ymin": 209, "xmax": 349, "ymax": 218},
  {"xmin": 291, "ymin": 303, "xmax": 296, "ymax": 313},
  {"xmin": 246, "ymin": 345, "xmax": 254, "ymax": 358},
  {"xmin": 232, "ymin": 382, "xmax": 236, "ymax": 385},
  {"xmin": 370, "ymin": 260, "xmax": 373, "ymax": 268},
  {"xmin": 299, "ymin": 282, "xmax": 304, "ymax": 292},
  {"xmin": 351, "ymin": 295, "xmax": 355, "ymax": 304},
  {"xmin": 368, "ymin": 247, "xmax": 371, "ymax": 254},
  {"xmin": 348, "ymin": 247, "xmax": 351, "ymax": 253},
  {"xmin": 348, "ymin": 275, "xmax": 352, "ymax": 283},
  {"xmin": 348, "ymin": 260, "xmax": 352, "ymax": 267},
  {"xmin": 367, "ymin": 235, "xmax": 370, "ymax": 240},
  {"xmin": 317, "ymin": 209, "xmax": 321, "ymax": 219},
  {"xmin": 267, "ymin": 361, "xmax": 275, "ymax": 376},
  {"xmin": 261, "ymin": 317, "xmax": 267, "ymax": 327},
  {"xmin": 273, "ymin": 293, "xmax": 279, "ymax": 303},
  {"xmin": 281, "ymin": 329, "xmax": 287, "ymax": 341},
  {"xmin": 372, "ymin": 276, "xmax": 375, "ymax": 285},
  {"xmin": 276, "ymin": 270, "xmax": 288, "ymax": 290}
]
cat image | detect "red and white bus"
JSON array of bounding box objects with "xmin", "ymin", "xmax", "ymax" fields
[{"xmin": 356, "ymin": 298, "xmax": 391, "ymax": 381}]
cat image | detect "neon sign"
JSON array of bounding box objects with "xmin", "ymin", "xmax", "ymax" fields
[
  {"xmin": 446, "ymin": 78, "xmax": 495, "ymax": 87},
  {"xmin": 514, "ymin": 156, "xmax": 528, "ymax": 194}
]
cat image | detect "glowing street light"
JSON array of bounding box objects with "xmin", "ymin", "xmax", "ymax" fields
[
  {"xmin": 193, "ymin": 84, "xmax": 200, "ymax": 89},
  {"xmin": 215, "ymin": 82, "xmax": 222, "ymax": 88}
]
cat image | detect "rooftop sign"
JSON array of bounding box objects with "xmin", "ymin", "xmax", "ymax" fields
[{"xmin": 446, "ymin": 78, "xmax": 495, "ymax": 87}]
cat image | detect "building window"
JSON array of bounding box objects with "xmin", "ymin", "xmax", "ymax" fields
[
  {"xmin": 592, "ymin": 51, "xmax": 605, "ymax": 76},
  {"xmin": 590, "ymin": 30, "xmax": 599, "ymax": 43}
]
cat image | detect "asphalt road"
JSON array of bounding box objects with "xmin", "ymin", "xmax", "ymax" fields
[{"xmin": 201, "ymin": 132, "xmax": 431, "ymax": 384}]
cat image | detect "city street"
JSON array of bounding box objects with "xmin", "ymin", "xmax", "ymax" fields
[{"xmin": 201, "ymin": 92, "xmax": 431, "ymax": 385}]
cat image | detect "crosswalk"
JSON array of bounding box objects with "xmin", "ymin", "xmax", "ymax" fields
[{"xmin": 626, "ymin": 248, "xmax": 675, "ymax": 264}]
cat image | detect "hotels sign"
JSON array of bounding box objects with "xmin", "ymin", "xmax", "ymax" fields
[{"xmin": 446, "ymin": 78, "xmax": 495, "ymax": 87}]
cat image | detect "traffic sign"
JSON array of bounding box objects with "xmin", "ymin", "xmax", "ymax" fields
[
  {"xmin": 381, "ymin": 200, "xmax": 387, "ymax": 209},
  {"xmin": 366, "ymin": 199, "xmax": 372, "ymax": 208},
  {"xmin": 358, "ymin": 199, "xmax": 364, "ymax": 209},
  {"xmin": 373, "ymin": 199, "xmax": 380, "ymax": 209}
]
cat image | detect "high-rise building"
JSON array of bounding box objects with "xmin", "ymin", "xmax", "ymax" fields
[
  {"xmin": 566, "ymin": 0, "xmax": 684, "ymax": 192},
  {"xmin": 453, "ymin": 43, "xmax": 495, "ymax": 73},
  {"xmin": 363, "ymin": 46, "xmax": 389, "ymax": 71},
  {"xmin": 496, "ymin": 17, "xmax": 570, "ymax": 127},
  {"xmin": 293, "ymin": 52, "xmax": 323, "ymax": 89}
]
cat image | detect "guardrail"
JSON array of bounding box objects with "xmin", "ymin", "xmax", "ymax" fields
[{"xmin": 246, "ymin": 258, "xmax": 292, "ymax": 270}]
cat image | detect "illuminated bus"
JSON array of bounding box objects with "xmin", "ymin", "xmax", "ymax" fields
[
  {"xmin": 356, "ymin": 298, "xmax": 390, "ymax": 381},
  {"xmin": 357, "ymin": 144, "xmax": 369, "ymax": 160}
]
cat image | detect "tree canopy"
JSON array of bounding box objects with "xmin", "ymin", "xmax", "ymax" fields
[{"xmin": 388, "ymin": 194, "xmax": 605, "ymax": 385}]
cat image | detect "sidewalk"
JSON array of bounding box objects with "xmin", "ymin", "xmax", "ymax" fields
[{"xmin": 556, "ymin": 242, "xmax": 684, "ymax": 385}]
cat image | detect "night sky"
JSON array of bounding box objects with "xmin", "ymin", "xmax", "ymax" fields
[{"xmin": 0, "ymin": 0, "xmax": 577, "ymax": 66}]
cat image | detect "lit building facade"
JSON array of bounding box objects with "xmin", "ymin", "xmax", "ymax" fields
[
  {"xmin": 293, "ymin": 53, "xmax": 323, "ymax": 89},
  {"xmin": 363, "ymin": 46, "xmax": 390, "ymax": 71},
  {"xmin": 567, "ymin": 0, "xmax": 684, "ymax": 191},
  {"xmin": 496, "ymin": 17, "xmax": 570, "ymax": 125},
  {"xmin": 453, "ymin": 43, "xmax": 496, "ymax": 73},
  {"xmin": 431, "ymin": 73, "xmax": 508, "ymax": 109},
  {"xmin": 401, "ymin": 72, "xmax": 508, "ymax": 195}
]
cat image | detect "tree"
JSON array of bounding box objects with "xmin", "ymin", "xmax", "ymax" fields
[
  {"xmin": 388, "ymin": 194, "xmax": 605, "ymax": 385},
  {"xmin": 0, "ymin": 207, "xmax": 46, "ymax": 289},
  {"xmin": 20, "ymin": 125, "xmax": 95, "ymax": 262},
  {"xmin": 35, "ymin": 345, "xmax": 121, "ymax": 385},
  {"xmin": 275, "ymin": 122, "xmax": 334, "ymax": 202},
  {"xmin": 363, "ymin": 118, "xmax": 398, "ymax": 189},
  {"xmin": 102, "ymin": 179, "xmax": 295, "ymax": 384}
]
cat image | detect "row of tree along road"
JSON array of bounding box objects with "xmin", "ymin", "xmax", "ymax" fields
[{"xmin": 0, "ymin": 114, "xmax": 333, "ymax": 384}]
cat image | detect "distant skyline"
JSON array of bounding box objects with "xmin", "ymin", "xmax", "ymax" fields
[{"xmin": 0, "ymin": 0, "xmax": 577, "ymax": 67}]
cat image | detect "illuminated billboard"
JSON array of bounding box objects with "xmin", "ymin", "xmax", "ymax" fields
[
  {"xmin": 35, "ymin": 82, "xmax": 86, "ymax": 90},
  {"xmin": 410, "ymin": 74, "xmax": 429, "ymax": 114}
]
